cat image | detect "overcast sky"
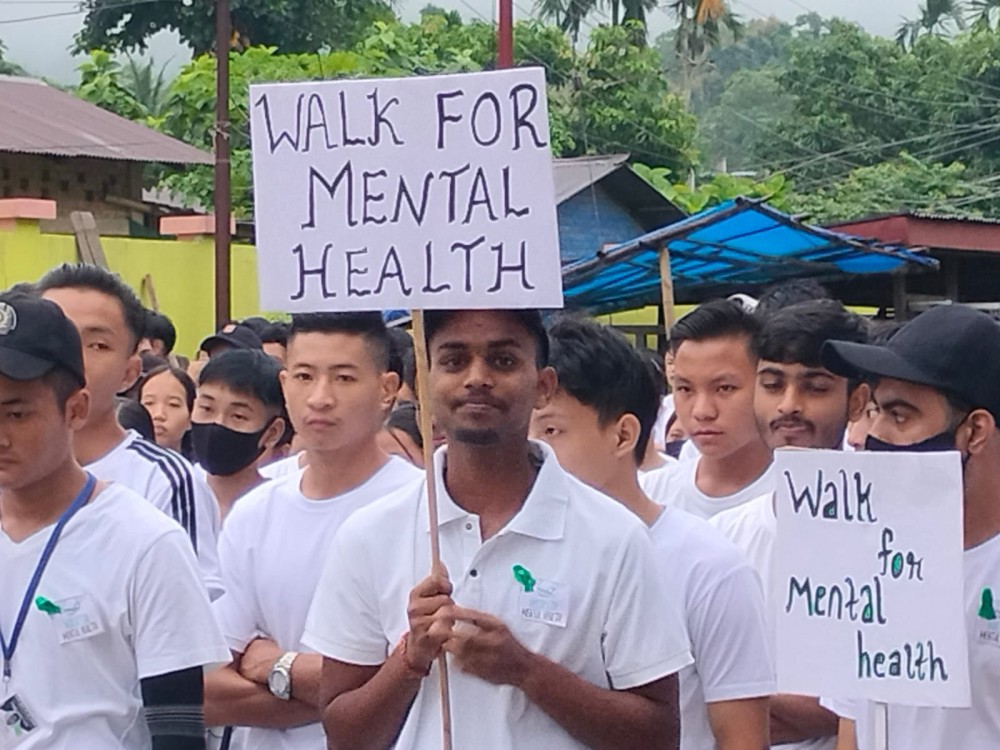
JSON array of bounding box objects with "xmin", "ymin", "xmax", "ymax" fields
[{"xmin": 0, "ymin": 0, "xmax": 920, "ymax": 83}]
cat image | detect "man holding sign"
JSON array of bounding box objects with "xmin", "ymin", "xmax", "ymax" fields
[
  {"xmin": 819, "ymin": 305, "xmax": 1000, "ymax": 749},
  {"xmin": 712, "ymin": 299, "xmax": 870, "ymax": 749},
  {"xmin": 302, "ymin": 309, "xmax": 692, "ymax": 749}
]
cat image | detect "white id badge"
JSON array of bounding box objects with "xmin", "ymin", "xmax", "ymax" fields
[
  {"xmin": 0, "ymin": 694, "xmax": 37, "ymax": 748},
  {"xmin": 519, "ymin": 579, "xmax": 569, "ymax": 628},
  {"xmin": 51, "ymin": 594, "xmax": 105, "ymax": 645}
]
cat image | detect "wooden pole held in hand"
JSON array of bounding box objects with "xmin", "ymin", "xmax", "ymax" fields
[{"xmin": 410, "ymin": 310, "xmax": 454, "ymax": 750}]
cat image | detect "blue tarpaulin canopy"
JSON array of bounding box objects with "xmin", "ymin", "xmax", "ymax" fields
[{"xmin": 562, "ymin": 198, "xmax": 938, "ymax": 314}]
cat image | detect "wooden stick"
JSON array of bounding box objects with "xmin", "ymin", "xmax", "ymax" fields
[
  {"xmin": 873, "ymin": 702, "xmax": 888, "ymax": 750},
  {"xmin": 410, "ymin": 309, "xmax": 454, "ymax": 750},
  {"xmin": 658, "ymin": 241, "xmax": 677, "ymax": 331}
]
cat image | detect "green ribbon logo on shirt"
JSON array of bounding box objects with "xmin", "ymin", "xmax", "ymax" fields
[{"xmin": 979, "ymin": 587, "xmax": 997, "ymax": 621}]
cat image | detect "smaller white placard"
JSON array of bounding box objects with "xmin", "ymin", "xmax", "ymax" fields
[{"xmin": 775, "ymin": 449, "xmax": 970, "ymax": 707}]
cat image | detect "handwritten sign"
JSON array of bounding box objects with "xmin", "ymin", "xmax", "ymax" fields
[
  {"xmin": 249, "ymin": 68, "xmax": 563, "ymax": 312},
  {"xmin": 774, "ymin": 450, "xmax": 970, "ymax": 707}
]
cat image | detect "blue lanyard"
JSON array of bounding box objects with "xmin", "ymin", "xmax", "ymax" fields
[{"xmin": 1, "ymin": 473, "xmax": 96, "ymax": 681}]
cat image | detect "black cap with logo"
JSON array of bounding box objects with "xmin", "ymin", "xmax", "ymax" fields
[
  {"xmin": 821, "ymin": 305, "xmax": 1000, "ymax": 422},
  {"xmin": 0, "ymin": 292, "xmax": 86, "ymax": 387},
  {"xmin": 199, "ymin": 322, "xmax": 263, "ymax": 356}
]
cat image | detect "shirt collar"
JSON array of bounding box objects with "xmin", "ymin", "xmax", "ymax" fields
[{"xmin": 426, "ymin": 440, "xmax": 569, "ymax": 541}]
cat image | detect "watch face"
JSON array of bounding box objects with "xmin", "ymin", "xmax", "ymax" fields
[{"xmin": 269, "ymin": 671, "xmax": 289, "ymax": 695}]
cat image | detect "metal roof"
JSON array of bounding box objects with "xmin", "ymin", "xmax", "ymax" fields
[
  {"xmin": 563, "ymin": 198, "xmax": 938, "ymax": 314},
  {"xmin": 0, "ymin": 76, "xmax": 212, "ymax": 165},
  {"xmin": 552, "ymin": 154, "xmax": 630, "ymax": 203}
]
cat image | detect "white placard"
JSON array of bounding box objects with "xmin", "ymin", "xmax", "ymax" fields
[
  {"xmin": 249, "ymin": 68, "xmax": 563, "ymax": 312},
  {"xmin": 774, "ymin": 449, "xmax": 970, "ymax": 707}
]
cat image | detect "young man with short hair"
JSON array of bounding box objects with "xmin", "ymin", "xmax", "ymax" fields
[
  {"xmin": 303, "ymin": 309, "xmax": 691, "ymax": 750},
  {"xmin": 660, "ymin": 300, "xmax": 774, "ymax": 519},
  {"xmin": 820, "ymin": 305, "xmax": 1000, "ymax": 750},
  {"xmin": 0, "ymin": 293, "xmax": 228, "ymax": 749},
  {"xmin": 534, "ymin": 317, "xmax": 774, "ymax": 750},
  {"xmin": 140, "ymin": 309, "xmax": 177, "ymax": 358},
  {"xmin": 37, "ymin": 264, "xmax": 223, "ymax": 599},
  {"xmin": 191, "ymin": 349, "xmax": 288, "ymax": 520},
  {"xmin": 204, "ymin": 312, "xmax": 421, "ymax": 750},
  {"xmin": 711, "ymin": 299, "xmax": 870, "ymax": 750}
]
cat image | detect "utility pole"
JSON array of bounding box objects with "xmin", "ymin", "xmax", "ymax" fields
[
  {"xmin": 213, "ymin": 0, "xmax": 232, "ymax": 329},
  {"xmin": 497, "ymin": 0, "xmax": 513, "ymax": 69}
]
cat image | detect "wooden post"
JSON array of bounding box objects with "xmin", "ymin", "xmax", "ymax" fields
[
  {"xmin": 873, "ymin": 702, "xmax": 889, "ymax": 750},
  {"xmin": 213, "ymin": 0, "xmax": 232, "ymax": 329},
  {"xmin": 409, "ymin": 309, "xmax": 454, "ymax": 750},
  {"xmin": 70, "ymin": 211, "xmax": 109, "ymax": 269},
  {"xmin": 659, "ymin": 241, "xmax": 677, "ymax": 332}
]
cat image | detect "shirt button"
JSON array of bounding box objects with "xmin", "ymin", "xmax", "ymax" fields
[
  {"xmin": 465, "ymin": 522, "xmax": 473, "ymax": 531},
  {"xmin": 470, "ymin": 569, "xmax": 478, "ymax": 578}
]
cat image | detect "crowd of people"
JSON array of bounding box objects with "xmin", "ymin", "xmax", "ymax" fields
[{"xmin": 0, "ymin": 264, "xmax": 997, "ymax": 750}]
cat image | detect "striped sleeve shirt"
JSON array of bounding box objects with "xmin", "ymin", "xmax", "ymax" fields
[{"xmin": 87, "ymin": 430, "xmax": 224, "ymax": 601}]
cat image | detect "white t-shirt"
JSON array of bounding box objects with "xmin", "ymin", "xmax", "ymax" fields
[
  {"xmin": 87, "ymin": 430, "xmax": 224, "ymax": 600},
  {"xmin": 639, "ymin": 457, "xmax": 678, "ymax": 503},
  {"xmin": 680, "ymin": 439, "xmax": 701, "ymax": 462},
  {"xmin": 302, "ymin": 441, "xmax": 693, "ymax": 750},
  {"xmin": 0, "ymin": 483, "xmax": 229, "ymax": 749},
  {"xmin": 260, "ymin": 453, "xmax": 305, "ymax": 480},
  {"xmin": 650, "ymin": 507, "xmax": 775, "ymax": 750},
  {"xmin": 711, "ymin": 494, "xmax": 835, "ymax": 750},
  {"xmin": 652, "ymin": 394, "xmax": 675, "ymax": 451},
  {"xmin": 824, "ymin": 532, "xmax": 1000, "ymax": 750},
  {"xmin": 216, "ymin": 456, "xmax": 422, "ymax": 750},
  {"xmin": 659, "ymin": 457, "xmax": 775, "ymax": 520}
]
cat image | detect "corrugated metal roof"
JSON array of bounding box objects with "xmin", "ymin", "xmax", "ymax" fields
[
  {"xmin": 0, "ymin": 76, "xmax": 212, "ymax": 165},
  {"xmin": 552, "ymin": 154, "xmax": 630, "ymax": 203}
]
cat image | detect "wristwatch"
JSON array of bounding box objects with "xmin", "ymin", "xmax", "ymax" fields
[{"xmin": 267, "ymin": 651, "xmax": 299, "ymax": 701}]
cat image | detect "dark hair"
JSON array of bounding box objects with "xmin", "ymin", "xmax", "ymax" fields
[
  {"xmin": 868, "ymin": 320, "xmax": 902, "ymax": 347},
  {"xmin": 141, "ymin": 365, "xmax": 196, "ymax": 413},
  {"xmin": 755, "ymin": 278, "xmax": 832, "ymax": 319},
  {"xmin": 637, "ymin": 346, "xmax": 667, "ymax": 399},
  {"xmin": 548, "ymin": 317, "xmax": 660, "ymax": 463},
  {"xmin": 43, "ymin": 368, "xmax": 83, "ymax": 410},
  {"xmin": 289, "ymin": 312, "xmax": 390, "ymax": 371},
  {"xmin": 424, "ymin": 309, "xmax": 549, "ymax": 367},
  {"xmin": 37, "ymin": 264, "xmax": 146, "ymax": 351},
  {"xmin": 198, "ymin": 349, "xmax": 285, "ymax": 414},
  {"xmin": 260, "ymin": 322, "xmax": 289, "ymax": 347},
  {"xmin": 387, "ymin": 327, "xmax": 416, "ymax": 394},
  {"xmin": 670, "ymin": 298, "xmax": 761, "ymax": 356},
  {"xmin": 140, "ymin": 352, "xmax": 168, "ymax": 373},
  {"xmin": 386, "ymin": 401, "xmax": 423, "ymax": 450},
  {"xmin": 144, "ymin": 310, "xmax": 177, "ymax": 354},
  {"xmin": 115, "ymin": 397, "xmax": 154, "ymax": 441},
  {"xmin": 755, "ymin": 299, "xmax": 868, "ymax": 369}
]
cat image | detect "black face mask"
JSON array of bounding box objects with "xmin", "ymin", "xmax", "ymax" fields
[
  {"xmin": 192, "ymin": 420, "xmax": 273, "ymax": 477},
  {"xmin": 864, "ymin": 431, "xmax": 957, "ymax": 453}
]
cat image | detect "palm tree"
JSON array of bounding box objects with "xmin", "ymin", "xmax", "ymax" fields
[
  {"xmin": 120, "ymin": 55, "xmax": 171, "ymax": 119},
  {"xmin": 536, "ymin": 0, "xmax": 657, "ymax": 42},
  {"xmin": 895, "ymin": 0, "xmax": 966, "ymax": 49},
  {"xmin": 670, "ymin": 0, "xmax": 743, "ymax": 102},
  {"xmin": 970, "ymin": 0, "xmax": 1000, "ymax": 28}
]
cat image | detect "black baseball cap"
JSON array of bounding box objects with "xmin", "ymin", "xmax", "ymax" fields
[
  {"xmin": 821, "ymin": 305, "xmax": 1000, "ymax": 421},
  {"xmin": 0, "ymin": 292, "xmax": 86, "ymax": 387},
  {"xmin": 199, "ymin": 322, "xmax": 263, "ymax": 355}
]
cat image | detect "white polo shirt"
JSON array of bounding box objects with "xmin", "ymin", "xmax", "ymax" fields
[
  {"xmin": 0, "ymin": 483, "xmax": 229, "ymax": 749},
  {"xmin": 86, "ymin": 430, "xmax": 224, "ymax": 600},
  {"xmin": 660, "ymin": 457, "xmax": 775, "ymax": 520},
  {"xmin": 302, "ymin": 441, "xmax": 693, "ymax": 750},
  {"xmin": 216, "ymin": 456, "xmax": 422, "ymax": 750},
  {"xmin": 650, "ymin": 507, "xmax": 775, "ymax": 750},
  {"xmin": 822, "ymin": 532, "xmax": 1000, "ymax": 750},
  {"xmin": 711, "ymin": 494, "xmax": 835, "ymax": 750}
]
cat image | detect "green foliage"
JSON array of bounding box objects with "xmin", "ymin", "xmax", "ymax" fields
[
  {"xmin": 76, "ymin": 50, "xmax": 152, "ymax": 122},
  {"xmin": 75, "ymin": 0, "xmax": 396, "ymax": 56},
  {"xmin": 633, "ymin": 163, "xmax": 790, "ymax": 213},
  {"xmin": 786, "ymin": 153, "xmax": 992, "ymax": 222},
  {"xmin": 0, "ymin": 39, "xmax": 24, "ymax": 76},
  {"xmin": 562, "ymin": 24, "xmax": 697, "ymax": 170}
]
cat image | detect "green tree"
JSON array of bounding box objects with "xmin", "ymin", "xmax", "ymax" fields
[
  {"xmin": 75, "ymin": 0, "xmax": 396, "ymax": 55},
  {"xmin": 634, "ymin": 162, "xmax": 791, "ymax": 212},
  {"xmin": 0, "ymin": 39, "xmax": 25, "ymax": 75},
  {"xmin": 76, "ymin": 50, "xmax": 151, "ymax": 122},
  {"xmin": 786, "ymin": 153, "xmax": 991, "ymax": 222},
  {"xmin": 896, "ymin": 0, "xmax": 966, "ymax": 49}
]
